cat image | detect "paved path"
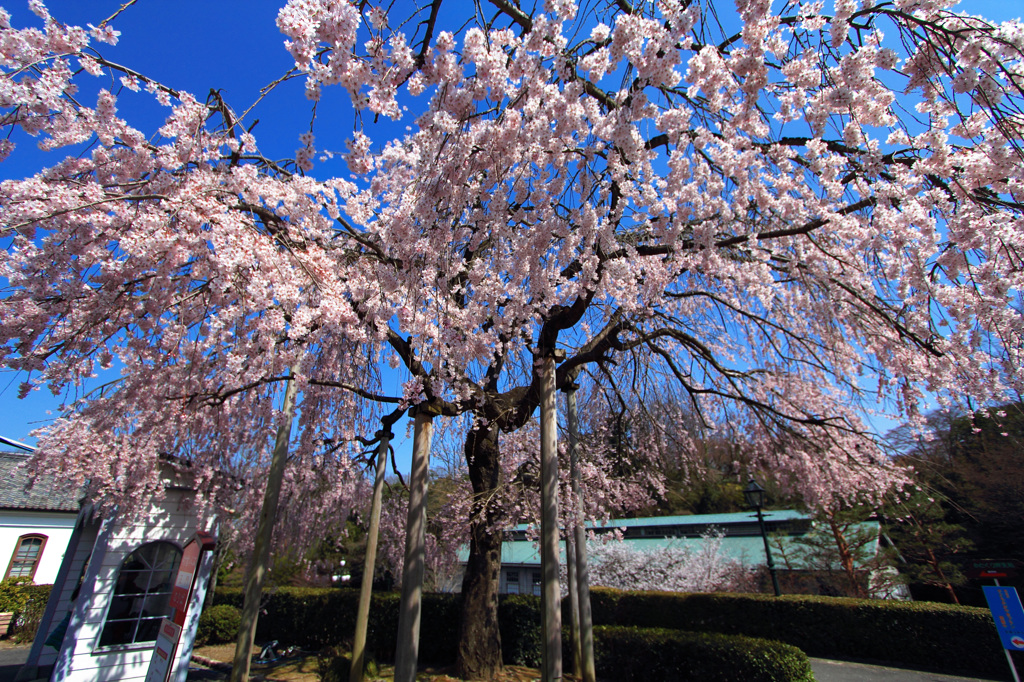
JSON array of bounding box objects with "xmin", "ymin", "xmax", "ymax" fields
[
  {"xmin": 0, "ymin": 644, "xmax": 29, "ymax": 682},
  {"xmin": 1, "ymin": 644, "xmax": 1012, "ymax": 682},
  {"xmin": 811, "ymin": 658, "xmax": 1006, "ymax": 682}
]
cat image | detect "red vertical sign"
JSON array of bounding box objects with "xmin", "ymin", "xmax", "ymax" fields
[
  {"xmin": 145, "ymin": 531, "xmax": 216, "ymax": 682},
  {"xmin": 168, "ymin": 540, "xmax": 201, "ymax": 626}
]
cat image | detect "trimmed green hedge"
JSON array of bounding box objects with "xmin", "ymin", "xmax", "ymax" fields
[
  {"xmin": 0, "ymin": 579, "xmax": 52, "ymax": 643},
  {"xmin": 215, "ymin": 586, "xmax": 1004, "ymax": 678},
  {"xmin": 196, "ymin": 604, "xmax": 241, "ymax": 646},
  {"xmin": 586, "ymin": 588, "xmax": 1008, "ymax": 678},
  {"xmin": 212, "ymin": 588, "xmax": 540, "ymax": 666},
  {"xmin": 593, "ymin": 626, "xmax": 814, "ymax": 682}
]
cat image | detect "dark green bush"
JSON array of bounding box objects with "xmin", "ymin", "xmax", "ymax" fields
[
  {"xmin": 587, "ymin": 588, "xmax": 1008, "ymax": 678},
  {"xmin": 214, "ymin": 588, "xmax": 542, "ymax": 667},
  {"xmin": 593, "ymin": 626, "xmax": 814, "ymax": 682},
  {"xmin": 316, "ymin": 645, "xmax": 352, "ymax": 682},
  {"xmin": 498, "ymin": 594, "xmax": 543, "ymax": 667},
  {"xmin": 0, "ymin": 577, "xmax": 31, "ymax": 614},
  {"xmin": 0, "ymin": 579, "xmax": 51, "ymax": 643},
  {"xmin": 196, "ymin": 604, "xmax": 242, "ymax": 646}
]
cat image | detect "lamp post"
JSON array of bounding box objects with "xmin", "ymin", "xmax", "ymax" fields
[{"xmin": 744, "ymin": 479, "xmax": 782, "ymax": 597}]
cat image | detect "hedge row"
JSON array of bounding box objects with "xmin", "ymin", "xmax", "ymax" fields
[
  {"xmin": 586, "ymin": 588, "xmax": 1008, "ymax": 678},
  {"xmin": 0, "ymin": 579, "xmax": 52, "ymax": 643},
  {"xmin": 213, "ymin": 588, "xmax": 814, "ymax": 680},
  {"xmin": 212, "ymin": 588, "xmax": 541, "ymax": 667},
  {"xmin": 214, "ymin": 586, "xmax": 1007, "ymax": 678},
  {"xmin": 593, "ymin": 626, "xmax": 814, "ymax": 682}
]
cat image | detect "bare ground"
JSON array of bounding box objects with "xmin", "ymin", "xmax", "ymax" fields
[{"xmin": 189, "ymin": 643, "xmax": 547, "ymax": 682}]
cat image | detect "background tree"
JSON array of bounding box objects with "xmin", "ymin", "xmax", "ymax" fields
[
  {"xmin": 886, "ymin": 403, "xmax": 1024, "ymax": 602},
  {"xmin": 584, "ymin": 529, "xmax": 755, "ymax": 593}
]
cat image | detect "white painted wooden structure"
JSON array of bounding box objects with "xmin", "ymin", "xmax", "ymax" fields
[
  {"xmin": 17, "ymin": 475, "xmax": 217, "ymax": 682},
  {"xmin": 1, "ymin": 511, "xmax": 77, "ymax": 585},
  {"xmin": 0, "ymin": 451, "xmax": 81, "ymax": 584}
]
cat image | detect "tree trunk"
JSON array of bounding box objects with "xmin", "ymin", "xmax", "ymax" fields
[
  {"xmin": 455, "ymin": 422, "xmax": 504, "ymax": 680},
  {"xmin": 351, "ymin": 429, "xmax": 391, "ymax": 682},
  {"xmin": 395, "ymin": 410, "xmax": 433, "ymax": 682},
  {"xmin": 230, "ymin": 371, "xmax": 300, "ymax": 682},
  {"xmin": 826, "ymin": 515, "xmax": 864, "ymax": 598}
]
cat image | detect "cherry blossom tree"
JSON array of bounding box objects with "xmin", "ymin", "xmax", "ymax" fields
[
  {"xmin": 3, "ymin": 0, "xmax": 1024, "ymax": 678},
  {"xmin": 585, "ymin": 528, "xmax": 755, "ymax": 593}
]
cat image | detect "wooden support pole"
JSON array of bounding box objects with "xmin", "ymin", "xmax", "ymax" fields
[
  {"xmin": 566, "ymin": 381, "xmax": 596, "ymax": 682},
  {"xmin": 230, "ymin": 370, "xmax": 300, "ymax": 682},
  {"xmin": 565, "ymin": 527, "xmax": 582, "ymax": 677},
  {"xmin": 394, "ymin": 409, "xmax": 433, "ymax": 682},
  {"xmin": 350, "ymin": 428, "xmax": 392, "ymax": 682},
  {"xmin": 538, "ymin": 352, "xmax": 562, "ymax": 682}
]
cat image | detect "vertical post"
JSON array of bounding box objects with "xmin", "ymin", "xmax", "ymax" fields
[
  {"xmin": 394, "ymin": 409, "xmax": 433, "ymax": 682},
  {"xmin": 565, "ymin": 381, "xmax": 596, "ymax": 682},
  {"xmin": 756, "ymin": 508, "xmax": 782, "ymax": 597},
  {"xmin": 537, "ymin": 351, "xmax": 562, "ymax": 682},
  {"xmin": 230, "ymin": 369, "xmax": 301, "ymax": 682},
  {"xmin": 993, "ymin": 579, "xmax": 1022, "ymax": 682},
  {"xmin": 565, "ymin": 530, "xmax": 582, "ymax": 677},
  {"xmin": 350, "ymin": 428, "xmax": 392, "ymax": 682}
]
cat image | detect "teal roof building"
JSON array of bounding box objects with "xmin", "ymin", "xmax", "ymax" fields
[{"xmin": 457, "ymin": 510, "xmax": 896, "ymax": 598}]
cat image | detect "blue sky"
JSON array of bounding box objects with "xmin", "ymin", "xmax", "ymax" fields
[{"xmin": 1, "ymin": 0, "xmax": 1022, "ymax": 462}]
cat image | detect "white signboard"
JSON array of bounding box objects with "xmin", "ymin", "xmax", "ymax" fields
[{"xmin": 144, "ymin": 618, "xmax": 182, "ymax": 682}]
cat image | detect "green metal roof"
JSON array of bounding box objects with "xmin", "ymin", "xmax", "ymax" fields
[{"xmin": 458, "ymin": 510, "xmax": 881, "ymax": 570}]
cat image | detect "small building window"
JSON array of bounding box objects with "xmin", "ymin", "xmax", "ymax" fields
[
  {"xmin": 506, "ymin": 570, "xmax": 520, "ymax": 594},
  {"xmin": 532, "ymin": 571, "xmax": 542, "ymax": 596},
  {"xmin": 6, "ymin": 534, "xmax": 47, "ymax": 580},
  {"xmin": 98, "ymin": 541, "xmax": 181, "ymax": 648}
]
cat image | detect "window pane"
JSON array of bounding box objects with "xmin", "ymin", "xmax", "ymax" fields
[
  {"xmin": 142, "ymin": 593, "xmax": 171, "ymax": 618},
  {"xmin": 106, "ymin": 595, "xmax": 142, "ymax": 620},
  {"xmin": 135, "ymin": 618, "xmax": 163, "ymax": 642},
  {"xmin": 8, "ymin": 562, "xmax": 34, "ymax": 577},
  {"xmin": 147, "ymin": 569, "xmax": 175, "ymax": 593},
  {"xmin": 99, "ymin": 620, "xmax": 137, "ymax": 648},
  {"xmin": 115, "ymin": 570, "xmax": 150, "ymax": 595},
  {"xmin": 7, "ymin": 536, "xmax": 45, "ymax": 579},
  {"xmin": 15, "ymin": 538, "xmax": 42, "ymax": 560},
  {"xmin": 99, "ymin": 541, "xmax": 182, "ymax": 647}
]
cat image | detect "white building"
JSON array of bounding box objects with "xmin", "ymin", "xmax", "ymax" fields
[
  {"xmin": 14, "ymin": 459, "xmax": 219, "ymax": 682},
  {"xmin": 0, "ymin": 449, "xmax": 80, "ymax": 585}
]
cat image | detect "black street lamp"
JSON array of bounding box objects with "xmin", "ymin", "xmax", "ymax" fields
[{"xmin": 744, "ymin": 479, "xmax": 782, "ymax": 597}]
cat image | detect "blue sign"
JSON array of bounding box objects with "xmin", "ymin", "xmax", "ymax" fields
[{"xmin": 984, "ymin": 586, "xmax": 1024, "ymax": 651}]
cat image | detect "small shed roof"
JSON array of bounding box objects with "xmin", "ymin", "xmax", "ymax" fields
[{"xmin": 0, "ymin": 452, "xmax": 82, "ymax": 513}]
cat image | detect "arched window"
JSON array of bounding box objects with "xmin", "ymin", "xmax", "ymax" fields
[
  {"xmin": 5, "ymin": 534, "xmax": 47, "ymax": 580},
  {"xmin": 98, "ymin": 541, "xmax": 181, "ymax": 648}
]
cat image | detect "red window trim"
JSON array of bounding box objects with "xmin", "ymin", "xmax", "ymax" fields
[{"xmin": 4, "ymin": 533, "xmax": 48, "ymax": 582}]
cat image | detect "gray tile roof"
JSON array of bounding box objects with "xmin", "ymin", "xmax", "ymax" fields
[{"xmin": 0, "ymin": 452, "xmax": 82, "ymax": 513}]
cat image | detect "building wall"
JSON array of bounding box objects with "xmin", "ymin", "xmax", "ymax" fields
[
  {"xmin": 51, "ymin": 488, "xmax": 216, "ymax": 682},
  {"xmin": 34, "ymin": 515, "xmax": 101, "ymax": 670},
  {"xmin": 0, "ymin": 510, "xmax": 77, "ymax": 584},
  {"xmin": 500, "ymin": 565, "xmax": 541, "ymax": 596}
]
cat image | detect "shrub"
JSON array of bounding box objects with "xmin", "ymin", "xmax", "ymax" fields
[
  {"xmin": 316, "ymin": 645, "xmax": 351, "ymax": 682},
  {"xmin": 214, "ymin": 588, "xmax": 543, "ymax": 666},
  {"xmin": 587, "ymin": 588, "xmax": 1008, "ymax": 678},
  {"xmin": 499, "ymin": 594, "xmax": 543, "ymax": 667},
  {"xmin": 0, "ymin": 577, "xmax": 31, "ymax": 614},
  {"xmin": 0, "ymin": 579, "xmax": 51, "ymax": 642},
  {"xmin": 593, "ymin": 626, "xmax": 814, "ymax": 682},
  {"xmin": 196, "ymin": 604, "xmax": 242, "ymax": 646}
]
